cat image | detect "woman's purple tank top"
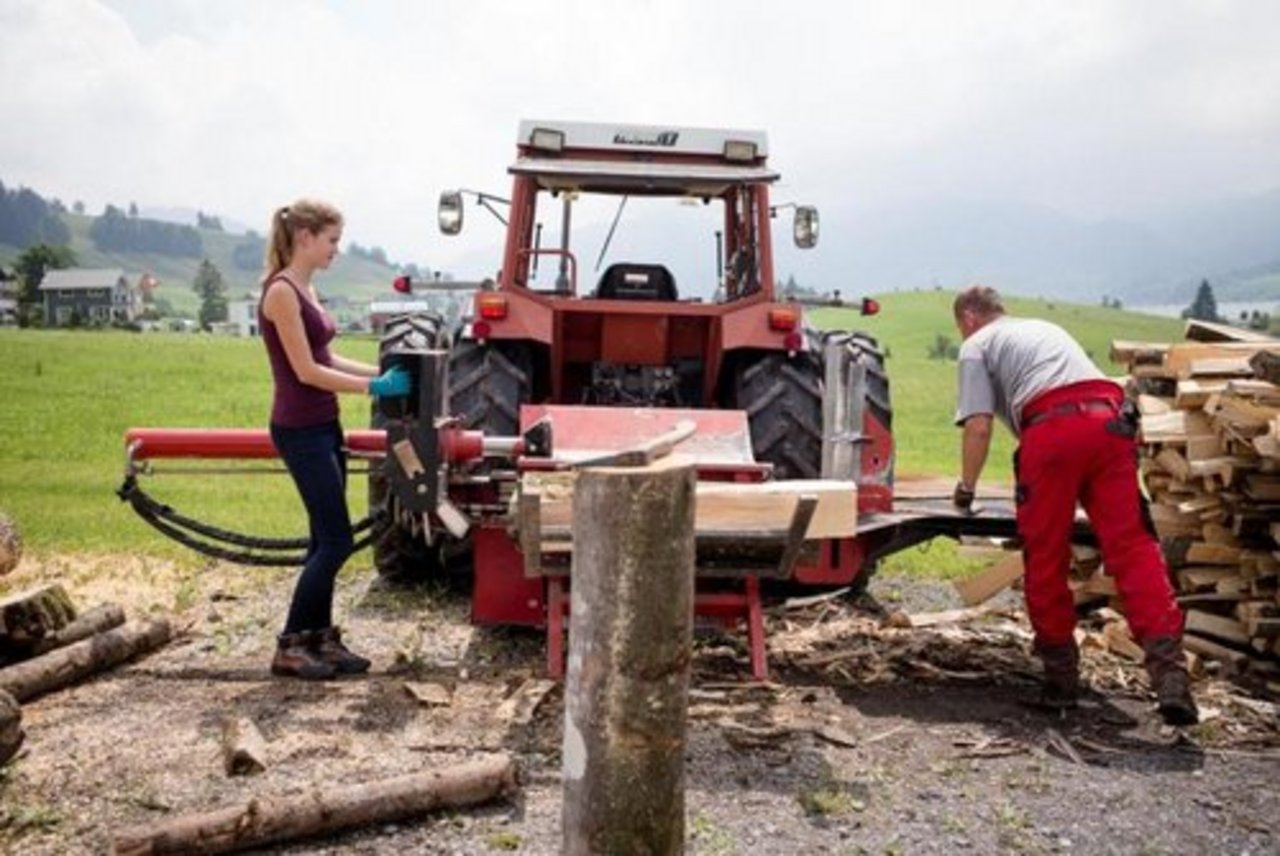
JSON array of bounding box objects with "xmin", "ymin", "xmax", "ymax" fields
[{"xmin": 259, "ymin": 276, "xmax": 340, "ymax": 427}]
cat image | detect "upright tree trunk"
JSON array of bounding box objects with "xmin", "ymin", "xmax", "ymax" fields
[{"xmin": 562, "ymin": 458, "xmax": 696, "ymax": 856}]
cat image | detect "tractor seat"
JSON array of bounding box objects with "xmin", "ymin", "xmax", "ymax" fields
[{"xmin": 595, "ymin": 263, "xmax": 678, "ymax": 302}]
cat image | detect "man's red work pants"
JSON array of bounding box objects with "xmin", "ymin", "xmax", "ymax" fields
[{"xmin": 1016, "ymin": 381, "xmax": 1184, "ymax": 648}]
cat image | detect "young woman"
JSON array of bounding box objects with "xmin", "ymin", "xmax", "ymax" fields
[{"xmin": 258, "ymin": 199, "xmax": 410, "ymax": 680}]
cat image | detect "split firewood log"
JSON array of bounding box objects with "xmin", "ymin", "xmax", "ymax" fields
[
  {"xmin": 111, "ymin": 752, "xmax": 519, "ymax": 855},
  {"xmin": 220, "ymin": 716, "xmax": 268, "ymax": 776},
  {"xmin": 0, "ymin": 618, "xmax": 172, "ymax": 703}
]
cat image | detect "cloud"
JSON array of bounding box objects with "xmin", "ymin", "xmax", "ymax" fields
[{"xmin": 2, "ymin": 0, "xmax": 1278, "ymax": 281}]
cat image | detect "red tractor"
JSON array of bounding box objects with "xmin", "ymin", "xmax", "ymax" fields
[{"xmin": 123, "ymin": 120, "xmax": 1028, "ymax": 679}]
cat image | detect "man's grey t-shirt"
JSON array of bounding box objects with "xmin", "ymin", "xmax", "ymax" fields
[{"xmin": 954, "ymin": 316, "xmax": 1106, "ymax": 436}]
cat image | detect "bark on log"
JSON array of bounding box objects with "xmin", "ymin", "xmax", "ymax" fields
[
  {"xmin": 220, "ymin": 716, "xmax": 268, "ymax": 776},
  {"xmin": 111, "ymin": 752, "xmax": 519, "ymax": 856},
  {"xmin": 0, "ymin": 618, "xmax": 171, "ymax": 703},
  {"xmin": 29, "ymin": 603, "xmax": 126, "ymax": 657},
  {"xmin": 562, "ymin": 458, "xmax": 696, "ymax": 856},
  {"xmin": 0, "ymin": 584, "xmax": 76, "ymax": 657},
  {"xmin": 0, "ymin": 688, "xmax": 22, "ymax": 766}
]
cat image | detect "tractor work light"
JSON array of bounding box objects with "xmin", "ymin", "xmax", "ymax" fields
[
  {"xmin": 477, "ymin": 294, "xmax": 508, "ymax": 320},
  {"xmin": 768, "ymin": 308, "xmax": 799, "ymax": 332},
  {"xmin": 529, "ymin": 127, "xmax": 566, "ymax": 153},
  {"xmin": 723, "ymin": 140, "xmax": 758, "ymax": 162}
]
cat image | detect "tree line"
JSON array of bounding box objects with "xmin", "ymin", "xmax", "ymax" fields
[
  {"xmin": 89, "ymin": 204, "xmax": 203, "ymax": 257},
  {"xmin": 0, "ymin": 181, "xmax": 70, "ymax": 248}
]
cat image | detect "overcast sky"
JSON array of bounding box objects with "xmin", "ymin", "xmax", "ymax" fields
[{"xmin": 3, "ymin": 0, "xmax": 1279, "ymax": 280}]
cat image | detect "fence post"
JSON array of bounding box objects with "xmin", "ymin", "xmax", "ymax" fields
[{"xmin": 562, "ymin": 457, "xmax": 696, "ymax": 855}]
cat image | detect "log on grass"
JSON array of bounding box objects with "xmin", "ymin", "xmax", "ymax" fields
[
  {"xmin": 0, "ymin": 688, "xmax": 22, "ymax": 766},
  {"xmin": 0, "ymin": 584, "xmax": 76, "ymax": 657},
  {"xmin": 562, "ymin": 457, "xmax": 695, "ymax": 856},
  {"xmin": 221, "ymin": 716, "xmax": 268, "ymax": 776},
  {"xmin": 0, "ymin": 618, "xmax": 171, "ymax": 703},
  {"xmin": 111, "ymin": 752, "xmax": 519, "ymax": 856},
  {"xmin": 29, "ymin": 603, "xmax": 126, "ymax": 657}
]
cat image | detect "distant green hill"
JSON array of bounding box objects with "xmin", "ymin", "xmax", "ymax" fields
[{"xmin": 1, "ymin": 213, "xmax": 407, "ymax": 319}]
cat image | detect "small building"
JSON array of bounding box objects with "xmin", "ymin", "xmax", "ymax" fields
[
  {"xmin": 39, "ymin": 268, "xmax": 140, "ymax": 326},
  {"xmin": 226, "ymin": 299, "xmax": 259, "ymax": 336},
  {"xmin": 0, "ymin": 267, "xmax": 17, "ymax": 325}
]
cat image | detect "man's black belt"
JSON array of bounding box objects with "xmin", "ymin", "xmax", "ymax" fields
[{"xmin": 1021, "ymin": 399, "xmax": 1117, "ymax": 429}]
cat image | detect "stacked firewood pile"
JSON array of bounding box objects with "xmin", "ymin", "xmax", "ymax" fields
[{"xmin": 1111, "ymin": 321, "xmax": 1280, "ymax": 686}]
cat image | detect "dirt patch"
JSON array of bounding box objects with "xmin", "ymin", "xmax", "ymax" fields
[{"xmin": 0, "ymin": 555, "xmax": 1276, "ymax": 854}]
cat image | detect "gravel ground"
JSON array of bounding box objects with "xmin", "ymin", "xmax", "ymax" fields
[{"xmin": 0, "ymin": 554, "xmax": 1276, "ymax": 855}]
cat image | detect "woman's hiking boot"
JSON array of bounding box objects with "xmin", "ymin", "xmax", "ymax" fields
[
  {"xmin": 1143, "ymin": 636, "xmax": 1199, "ymax": 726},
  {"xmin": 271, "ymin": 632, "xmax": 336, "ymax": 680},
  {"xmin": 314, "ymin": 626, "xmax": 371, "ymax": 674}
]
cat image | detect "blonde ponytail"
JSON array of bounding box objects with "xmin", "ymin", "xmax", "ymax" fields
[{"xmin": 262, "ymin": 199, "xmax": 344, "ymax": 286}]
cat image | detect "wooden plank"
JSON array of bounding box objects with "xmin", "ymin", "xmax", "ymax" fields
[
  {"xmin": 1244, "ymin": 474, "xmax": 1280, "ymax": 502},
  {"xmin": 1183, "ymin": 633, "xmax": 1251, "ymax": 668},
  {"xmin": 952, "ymin": 553, "xmax": 1024, "ymax": 606},
  {"xmin": 1164, "ymin": 343, "xmax": 1280, "ymax": 377},
  {"xmin": 524, "ymin": 473, "xmax": 859, "ymax": 540},
  {"xmin": 1140, "ymin": 410, "xmax": 1214, "ymax": 444},
  {"xmin": 1110, "ymin": 340, "xmax": 1169, "ymax": 365},
  {"xmin": 1185, "ymin": 610, "xmax": 1251, "ymax": 646},
  {"xmin": 1185, "ymin": 542, "xmax": 1243, "ymax": 565},
  {"xmin": 1185, "ymin": 357, "xmax": 1255, "ymax": 378},
  {"xmin": 1184, "ymin": 318, "xmax": 1278, "ymax": 343},
  {"xmin": 1186, "ymin": 433, "xmax": 1224, "ymax": 461},
  {"xmin": 1177, "ymin": 566, "xmax": 1242, "ymax": 591},
  {"xmin": 1175, "ymin": 379, "xmax": 1228, "ymax": 409}
]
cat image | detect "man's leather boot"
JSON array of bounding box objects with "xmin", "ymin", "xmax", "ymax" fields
[
  {"xmin": 314, "ymin": 627, "xmax": 371, "ymax": 675},
  {"xmin": 271, "ymin": 632, "xmax": 336, "ymax": 680},
  {"xmin": 1035, "ymin": 641, "xmax": 1080, "ymax": 709},
  {"xmin": 1143, "ymin": 635, "xmax": 1199, "ymax": 726}
]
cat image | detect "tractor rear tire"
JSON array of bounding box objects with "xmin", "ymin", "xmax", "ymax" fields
[
  {"xmin": 736, "ymin": 328, "xmax": 893, "ymax": 483},
  {"xmin": 736, "ymin": 347, "xmax": 825, "ymax": 481},
  {"xmin": 447, "ymin": 338, "xmax": 532, "ymax": 438},
  {"xmin": 368, "ymin": 312, "xmax": 449, "ymax": 584}
]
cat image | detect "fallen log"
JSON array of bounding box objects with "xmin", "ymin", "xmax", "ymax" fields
[
  {"xmin": 111, "ymin": 752, "xmax": 519, "ymax": 856},
  {"xmin": 29, "ymin": 603, "xmax": 126, "ymax": 657},
  {"xmin": 0, "ymin": 584, "xmax": 76, "ymax": 658},
  {"xmin": 220, "ymin": 716, "xmax": 268, "ymax": 776},
  {"xmin": 0, "ymin": 688, "xmax": 22, "ymax": 766},
  {"xmin": 0, "ymin": 618, "xmax": 172, "ymax": 703}
]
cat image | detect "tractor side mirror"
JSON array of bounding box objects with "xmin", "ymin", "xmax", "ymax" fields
[
  {"xmin": 793, "ymin": 205, "xmax": 819, "ymax": 249},
  {"xmin": 438, "ymin": 190, "xmax": 464, "ymax": 235}
]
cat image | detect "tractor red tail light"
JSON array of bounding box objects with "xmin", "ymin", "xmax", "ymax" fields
[
  {"xmin": 768, "ymin": 308, "xmax": 798, "ymax": 332},
  {"xmin": 861, "ymin": 297, "xmax": 881, "ymax": 316},
  {"xmin": 477, "ymin": 294, "xmax": 508, "ymax": 320},
  {"xmin": 392, "ymin": 275, "xmax": 412, "ymax": 294},
  {"xmin": 472, "ymin": 319, "xmax": 493, "ymax": 340},
  {"xmin": 783, "ymin": 331, "xmax": 804, "ymax": 351}
]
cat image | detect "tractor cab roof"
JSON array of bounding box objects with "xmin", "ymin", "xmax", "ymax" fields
[{"xmin": 511, "ymin": 119, "xmax": 778, "ymax": 196}]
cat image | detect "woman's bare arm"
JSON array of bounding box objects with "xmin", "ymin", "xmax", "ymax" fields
[{"xmin": 261, "ymin": 283, "xmax": 371, "ymax": 394}]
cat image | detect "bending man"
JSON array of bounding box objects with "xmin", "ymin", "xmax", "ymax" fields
[{"xmin": 951, "ymin": 285, "xmax": 1197, "ymax": 725}]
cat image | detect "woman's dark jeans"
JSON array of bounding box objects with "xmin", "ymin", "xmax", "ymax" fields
[{"xmin": 270, "ymin": 420, "xmax": 353, "ymax": 634}]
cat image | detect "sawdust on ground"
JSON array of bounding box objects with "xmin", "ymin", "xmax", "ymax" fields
[{"xmin": 0, "ymin": 553, "xmax": 1276, "ymax": 855}]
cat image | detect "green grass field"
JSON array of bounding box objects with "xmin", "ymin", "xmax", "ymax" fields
[{"xmin": 0, "ymin": 294, "xmax": 1183, "ymax": 577}]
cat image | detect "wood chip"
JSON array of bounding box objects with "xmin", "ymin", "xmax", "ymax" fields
[{"xmin": 403, "ymin": 681, "xmax": 452, "ymax": 707}]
